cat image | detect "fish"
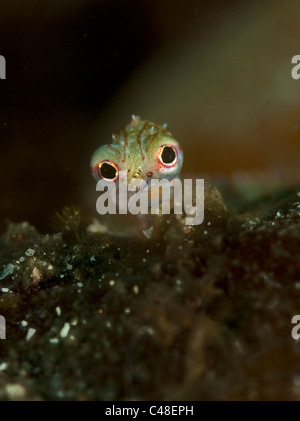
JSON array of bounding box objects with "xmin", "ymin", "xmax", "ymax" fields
[{"xmin": 90, "ymin": 115, "xmax": 183, "ymax": 187}]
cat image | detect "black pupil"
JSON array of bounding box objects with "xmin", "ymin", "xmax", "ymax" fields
[
  {"xmin": 100, "ymin": 162, "xmax": 117, "ymax": 179},
  {"xmin": 161, "ymin": 146, "xmax": 176, "ymax": 164}
]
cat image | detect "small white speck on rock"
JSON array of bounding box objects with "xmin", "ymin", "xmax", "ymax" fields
[
  {"xmin": 60, "ymin": 322, "xmax": 70, "ymax": 338},
  {"xmin": 31, "ymin": 267, "xmax": 42, "ymax": 283},
  {"xmin": 26, "ymin": 328, "xmax": 36, "ymax": 341},
  {"xmin": 0, "ymin": 362, "xmax": 7, "ymax": 371},
  {"xmin": 25, "ymin": 248, "xmax": 35, "ymax": 257},
  {"xmin": 0, "ymin": 263, "xmax": 15, "ymax": 280},
  {"xmin": 5, "ymin": 383, "xmax": 26, "ymax": 400}
]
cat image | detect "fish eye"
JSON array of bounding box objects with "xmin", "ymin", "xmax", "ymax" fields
[
  {"xmin": 98, "ymin": 160, "xmax": 119, "ymax": 182},
  {"xmin": 157, "ymin": 145, "xmax": 178, "ymax": 167}
]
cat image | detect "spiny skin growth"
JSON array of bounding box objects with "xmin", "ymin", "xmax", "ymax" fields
[{"xmin": 90, "ymin": 115, "xmax": 184, "ymax": 186}]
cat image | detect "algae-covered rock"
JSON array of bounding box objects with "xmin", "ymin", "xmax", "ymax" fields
[{"xmin": 0, "ymin": 183, "xmax": 300, "ymax": 400}]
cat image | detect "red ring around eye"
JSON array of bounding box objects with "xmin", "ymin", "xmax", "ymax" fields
[
  {"xmin": 98, "ymin": 160, "xmax": 119, "ymax": 182},
  {"xmin": 156, "ymin": 145, "xmax": 178, "ymax": 168}
]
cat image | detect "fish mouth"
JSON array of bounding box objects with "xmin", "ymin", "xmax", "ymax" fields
[
  {"xmin": 126, "ymin": 168, "xmax": 148, "ymax": 191},
  {"xmin": 132, "ymin": 168, "xmax": 142, "ymax": 179},
  {"xmin": 118, "ymin": 168, "xmax": 154, "ymax": 191}
]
